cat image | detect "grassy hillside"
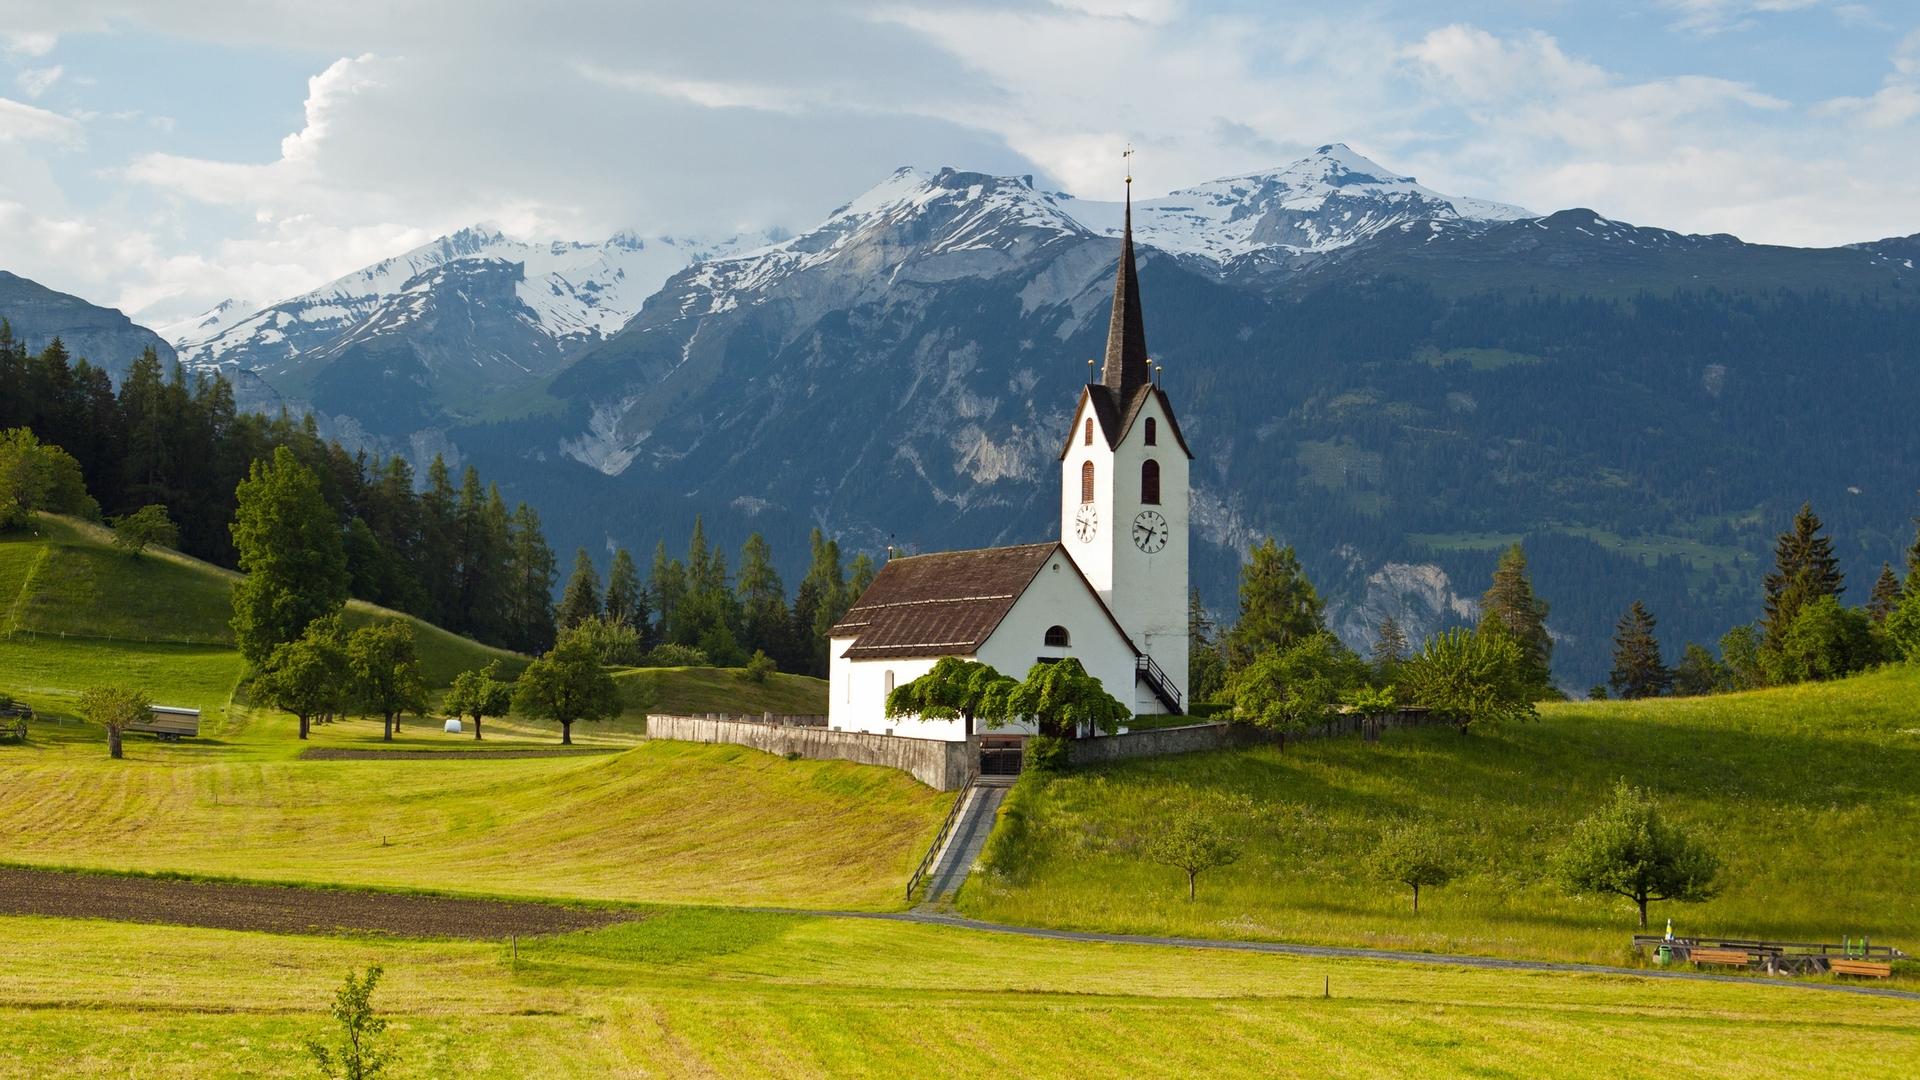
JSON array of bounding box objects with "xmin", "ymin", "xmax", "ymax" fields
[
  {"xmin": 4, "ymin": 910, "xmax": 1915, "ymax": 1078},
  {"xmin": 963, "ymin": 664, "xmax": 1920, "ymax": 967},
  {"xmin": 614, "ymin": 664, "xmax": 827, "ymax": 716},
  {"xmin": 0, "ymin": 737, "xmax": 945, "ymax": 909}
]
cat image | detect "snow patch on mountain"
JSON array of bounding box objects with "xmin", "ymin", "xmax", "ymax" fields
[
  {"xmin": 155, "ymin": 297, "xmax": 256, "ymax": 348},
  {"xmin": 1060, "ymin": 144, "xmax": 1532, "ymax": 263}
]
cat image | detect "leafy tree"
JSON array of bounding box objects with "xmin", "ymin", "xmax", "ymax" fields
[
  {"xmin": 1143, "ymin": 801, "xmax": 1242, "ymax": 901},
  {"xmin": 642, "ymin": 642, "xmax": 709, "ymax": 667},
  {"xmin": 1397, "ymin": 627, "xmax": 1537, "ymax": 734},
  {"xmin": 1005, "ymin": 657, "xmax": 1131, "ymax": 768},
  {"xmin": 1342, "ymin": 684, "xmax": 1398, "ymax": 741},
  {"xmin": 570, "ymin": 613, "xmax": 645, "ymax": 666},
  {"xmin": 604, "ymin": 547, "xmax": 645, "ymax": 630},
  {"xmin": 555, "ymin": 548, "xmax": 602, "ymax": 631},
  {"xmin": 1768, "ymin": 595, "xmax": 1880, "ymax": 683},
  {"xmin": 1866, "ymin": 563, "xmax": 1903, "ymax": 623},
  {"xmin": 1884, "ymin": 589, "xmax": 1920, "ymax": 663},
  {"xmin": 743, "ymin": 649, "xmax": 778, "ymax": 685},
  {"xmin": 1187, "ymin": 588, "xmax": 1227, "ymax": 703},
  {"xmin": 1670, "ymin": 642, "xmax": 1725, "ymax": 698},
  {"xmin": 443, "ymin": 661, "xmax": 514, "ymax": 741},
  {"xmin": 696, "ymin": 621, "xmax": 747, "ymax": 667},
  {"xmin": 1553, "ymin": 779, "xmax": 1720, "ymax": 927},
  {"xmin": 0, "ymin": 427, "xmax": 99, "ymax": 528},
  {"xmin": 1223, "ymin": 632, "xmax": 1367, "ymax": 747},
  {"xmin": 259, "ymin": 614, "xmax": 348, "ymax": 740},
  {"xmin": 1371, "ymin": 615, "xmax": 1409, "ymax": 673},
  {"xmin": 1369, "ymin": 821, "xmax": 1454, "ymax": 912},
  {"xmin": 229, "ymin": 446, "xmax": 349, "ymax": 666},
  {"xmin": 1225, "ymin": 537, "xmax": 1323, "ymax": 667},
  {"xmin": 886, "ymin": 657, "xmax": 1018, "ymax": 735},
  {"xmin": 1478, "ymin": 543, "xmax": 1553, "ymax": 690},
  {"xmin": 1717, "ymin": 624, "xmax": 1764, "ymax": 691},
  {"xmin": 1761, "ymin": 502, "xmax": 1843, "ymax": 653},
  {"xmin": 514, "ymin": 629, "xmax": 620, "ymax": 744},
  {"xmin": 77, "ymin": 684, "xmax": 150, "ymax": 760},
  {"xmin": 345, "ymin": 619, "xmax": 426, "ymax": 741},
  {"xmin": 307, "ymin": 964, "xmax": 389, "ymax": 1080},
  {"xmin": 1608, "ymin": 601, "xmax": 1671, "ymax": 700},
  {"xmin": 110, "ymin": 503, "xmax": 179, "ymax": 556}
]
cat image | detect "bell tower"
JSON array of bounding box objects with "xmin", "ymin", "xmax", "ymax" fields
[{"xmin": 1058, "ymin": 167, "xmax": 1191, "ymax": 713}]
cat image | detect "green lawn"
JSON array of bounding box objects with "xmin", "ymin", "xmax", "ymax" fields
[
  {"xmin": 2, "ymin": 910, "xmax": 1915, "ymax": 1078},
  {"xmin": 962, "ymin": 664, "xmax": 1920, "ymax": 968},
  {"xmin": 614, "ymin": 664, "xmax": 828, "ymax": 716}
]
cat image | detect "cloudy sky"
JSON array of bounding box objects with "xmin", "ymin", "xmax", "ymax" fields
[{"xmin": 3, "ymin": 0, "xmax": 1918, "ymax": 325}]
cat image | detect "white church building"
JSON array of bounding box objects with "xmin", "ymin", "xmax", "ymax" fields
[{"xmin": 828, "ymin": 190, "xmax": 1191, "ymax": 741}]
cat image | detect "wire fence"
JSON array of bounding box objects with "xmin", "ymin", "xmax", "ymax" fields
[{"xmin": 2, "ymin": 627, "xmax": 234, "ymax": 649}]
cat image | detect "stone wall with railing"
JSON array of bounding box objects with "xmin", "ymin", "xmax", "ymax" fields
[{"xmin": 646, "ymin": 713, "xmax": 974, "ymax": 790}]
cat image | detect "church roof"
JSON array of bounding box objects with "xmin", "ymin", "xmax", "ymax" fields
[
  {"xmin": 1101, "ymin": 189, "xmax": 1153, "ymax": 398},
  {"xmin": 1056, "ymin": 382, "xmax": 1193, "ymax": 460},
  {"xmin": 831, "ymin": 542, "xmax": 1136, "ymax": 660}
]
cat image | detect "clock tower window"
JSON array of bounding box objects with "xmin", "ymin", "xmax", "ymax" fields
[
  {"xmin": 1081, "ymin": 460, "xmax": 1095, "ymax": 503},
  {"xmin": 1141, "ymin": 459, "xmax": 1160, "ymax": 505},
  {"xmin": 1084, "ymin": 417, "xmax": 1093, "ymax": 446},
  {"xmin": 1145, "ymin": 417, "xmax": 1157, "ymax": 445}
]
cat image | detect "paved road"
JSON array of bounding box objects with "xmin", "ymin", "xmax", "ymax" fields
[{"xmin": 835, "ymin": 909, "xmax": 1920, "ymax": 1003}]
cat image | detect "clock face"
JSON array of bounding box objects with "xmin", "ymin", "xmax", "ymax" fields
[
  {"xmin": 1074, "ymin": 504, "xmax": 1098, "ymax": 543},
  {"xmin": 1132, "ymin": 510, "xmax": 1169, "ymax": 553}
]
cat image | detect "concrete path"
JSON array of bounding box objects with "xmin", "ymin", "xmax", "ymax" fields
[
  {"xmin": 915, "ymin": 778, "xmax": 1010, "ymax": 908},
  {"xmin": 839, "ymin": 909, "xmax": 1920, "ymax": 1002}
]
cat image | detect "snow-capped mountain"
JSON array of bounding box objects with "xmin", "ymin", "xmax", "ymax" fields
[
  {"xmin": 155, "ymin": 296, "xmax": 256, "ymax": 349},
  {"xmin": 173, "ymin": 225, "xmax": 766, "ymax": 379},
  {"xmin": 1060, "ymin": 143, "xmax": 1531, "ymax": 267}
]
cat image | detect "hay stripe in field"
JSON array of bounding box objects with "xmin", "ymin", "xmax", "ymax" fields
[{"xmin": 0, "ymin": 867, "xmax": 642, "ymax": 939}]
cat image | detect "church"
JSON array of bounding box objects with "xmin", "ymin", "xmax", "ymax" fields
[{"xmin": 828, "ymin": 187, "xmax": 1191, "ymax": 741}]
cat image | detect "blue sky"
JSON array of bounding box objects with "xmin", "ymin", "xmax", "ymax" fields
[{"xmin": 3, "ymin": 1, "xmax": 1917, "ymax": 324}]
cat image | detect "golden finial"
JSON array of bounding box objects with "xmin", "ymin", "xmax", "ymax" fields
[{"xmin": 1123, "ymin": 142, "xmax": 1134, "ymax": 187}]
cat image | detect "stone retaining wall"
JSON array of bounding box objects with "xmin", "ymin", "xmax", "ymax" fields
[
  {"xmin": 646, "ymin": 714, "xmax": 974, "ymax": 790},
  {"xmin": 1068, "ymin": 708, "xmax": 1440, "ymax": 767}
]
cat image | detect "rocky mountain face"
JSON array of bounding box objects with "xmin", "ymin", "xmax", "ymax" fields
[{"xmin": 0, "ymin": 271, "xmax": 177, "ymax": 380}]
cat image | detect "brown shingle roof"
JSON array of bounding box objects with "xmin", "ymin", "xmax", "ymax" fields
[
  {"xmin": 1056, "ymin": 383, "xmax": 1193, "ymax": 461},
  {"xmin": 831, "ymin": 543, "xmax": 1060, "ymax": 659}
]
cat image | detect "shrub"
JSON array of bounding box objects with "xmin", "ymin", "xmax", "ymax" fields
[
  {"xmin": 641, "ymin": 643, "xmax": 710, "ymax": 668},
  {"xmin": 307, "ymin": 964, "xmax": 389, "ymax": 1080},
  {"xmin": 1023, "ymin": 734, "xmax": 1068, "ymax": 772},
  {"xmin": 743, "ymin": 649, "xmax": 778, "ymax": 684},
  {"xmin": 570, "ymin": 613, "xmax": 645, "ymax": 666},
  {"xmin": 1766, "ymin": 596, "xmax": 1880, "ymax": 684},
  {"xmin": 1883, "ymin": 590, "xmax": 1920, "ymax": 663}
]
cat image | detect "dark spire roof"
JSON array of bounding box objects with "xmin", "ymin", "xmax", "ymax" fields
[{"xmin": 1100, "ymin": 183, "xmax": 1151, "ymax": 397}]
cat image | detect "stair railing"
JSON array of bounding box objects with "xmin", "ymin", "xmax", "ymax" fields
[{"xmin": 906, "ymin": 768, "xmax": 978, "ymax": 902}]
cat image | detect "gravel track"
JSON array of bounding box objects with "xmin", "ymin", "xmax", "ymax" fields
[
  {"xmin": 297, "ymin": 747, "xmax": 620, "ymax": 761},
  {"xmin": 0, "ymin": 867, "xmax": 639, "ymax": 939}
]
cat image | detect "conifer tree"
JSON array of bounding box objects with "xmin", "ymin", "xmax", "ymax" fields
[
  {"xmin": 1867, "ymin": 563, "xmax": 1903, "ymax": 623},
  {"xmin": 605, "ymin": 548, "xmax": 644, "ymax": 629},
  {"xmin": 418, "ymin": 456, "xmax": 461, "ymax": 626},
  {"xmin": 800, "ymin": 529, "xmax": 848, "ymax": 674},
  {"xmin": 229, "ymin": 446, "xmax": 348, "ymax": 665},
  {"xmin": 1761, "ymin": 502, "xmax": 1843, "ymax": 651},
  {"xmin": 847, "ymin": 552, "xmax": 876, "ymax": 599},
  {"xmin": 1478, "ymin": 544, "xmax": 1553, "ymax": 688},
  {"xmin": 1671, "ymin": 643, "xmax": 1725, "ymax": 697},
  {"xmin": 1608, "ymin": 601, "xmax": 1671, "ymax": 700},
  {"xmin": 555, "ymin": 548, "xmax": 602, "ymax": 631},
  {"xmin": 1224, "ymin": 537, "xmax": 1323, "ymax": 668},
  {"xmin": 1372, "ymin": 615, "xmax": 1408, "ymax": 668},
  {"xmin": 505, "ymin": 503, "xmax": 556, "ymax": 654},
  {"xmin": 736, "ymin": 533, "xmax": 789, "ymax": 661},
  {"xmin": 649, "ymin": 541, "xmax": 688, "ymax": 643},
  {"xmin": 1906, "ymin": 515, "xmax": 1920, "ymax": 591}
]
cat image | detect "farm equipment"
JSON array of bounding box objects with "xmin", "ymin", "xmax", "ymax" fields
[{"xmin": 1634, "ymin": 934, "xmax": 1905, "ymax": 977}]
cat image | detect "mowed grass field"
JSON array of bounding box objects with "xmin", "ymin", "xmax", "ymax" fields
[
  {"xmin": 963, "ymin": 665, "xmax": 1920, "ymax": 967},
  {"xmin": 3, "ymin": 909, "xmax": 1916, "ymax": 1079}
]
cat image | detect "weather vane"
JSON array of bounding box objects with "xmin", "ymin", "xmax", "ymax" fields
[{"xmin": 1123, "ymin": 142, "xmax": 1133, "ymax": 187}]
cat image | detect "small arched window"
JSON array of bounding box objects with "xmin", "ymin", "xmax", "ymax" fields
[
  {"xmin": 1141, "ymin": 459, "xmax": 1160, "ymax": 505},
  {"xmin": 1084, "ymin": 417, "xmax": 1093, "ymax": 446},
  {"xmin": 1145, "ymin": 417, "xmax": 1157, "ymax": 446},
  {"xmin": 1044, "ymin": 625, "xmax": 1070, "ymax": 648},
  {"xmin": 1080, "ymin": 460, "xmax": 1094, "ymax": 503}
]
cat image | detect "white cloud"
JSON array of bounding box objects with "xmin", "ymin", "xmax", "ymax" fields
[
  {"xmin": 15, "ymin": 65, "xmax": 63, "ymax": 99},
  {"xmin": 1658, "ymin": 0, "xmax": 1829, "ymax": 34},
  {"xmin": 0, "ymin": 96, "xmax": 82, "ymax": 143},
  {"xmin": 4, "ymin": 32, "xmax": 59, "ymax": 57}
]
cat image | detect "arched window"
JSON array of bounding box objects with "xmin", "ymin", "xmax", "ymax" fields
[
  {"xmin": 1044, "ymin": 625, "xmax": 1070, "ymax": 648},
  {"xmin": 1141, "ymin": 459, "xmax": 1160, "ymax": 505},
  {"xmin": 1080, "ymin": 460, "xmax": 1094, "ymax": 503},
  {"xmin": 1084, "ymin": 417, "xmax": 1093, "ymax": 446},
  {"xmin": 1145, "ymin": 417, "xmax": 1157, "ymax": 446}
]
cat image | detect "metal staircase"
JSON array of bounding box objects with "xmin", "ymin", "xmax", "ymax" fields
[{"xmin": 1136, "ymin": 654, "xmax": 1182, "ymax": 714}]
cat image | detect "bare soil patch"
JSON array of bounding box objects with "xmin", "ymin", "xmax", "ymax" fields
[{"xmin": 0, "ymin": 867, "xmax": 640, "ymax": 939}]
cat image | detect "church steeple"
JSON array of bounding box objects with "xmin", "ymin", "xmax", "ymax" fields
[{"xmin": 1099, "ymin": 175, "xmax": 1152, "ymax": 398}]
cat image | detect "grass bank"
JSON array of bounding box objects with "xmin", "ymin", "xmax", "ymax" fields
[{"xmin": 962, "ymin": 664, "xmax": 1920, "ymax": 967}]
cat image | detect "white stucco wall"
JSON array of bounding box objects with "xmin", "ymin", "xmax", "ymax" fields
[{"xmin": 1058, "ymin": 390, "xmax": 1190, "ymax": 709}]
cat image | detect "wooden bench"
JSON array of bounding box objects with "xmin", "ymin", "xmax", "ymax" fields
[
  {"xmin": 1829, "ymin": 959, "xmax": 1893, "ymax": 978},
  {"xmin": 1689, "ymin": 947, "xmax": 1752, "ymax": 968}
]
